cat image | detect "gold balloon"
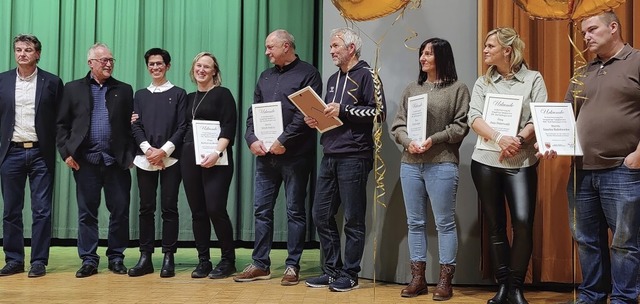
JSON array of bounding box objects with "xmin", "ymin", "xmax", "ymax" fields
[
  {"xmin": 332, "ymin": 0, "xmax": 413, "ymax": 21},
  {"xmin": 572, "ymin": 0, "xmax": 625, "ymax": 19},
  {"xmin": 512, "ymin": 0, "xmax": 625, "ymax": 20}
]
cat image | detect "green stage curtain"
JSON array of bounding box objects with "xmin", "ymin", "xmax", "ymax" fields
[{"xmin": 0, "ymin": 0, "xmax": 321, "ymax": 243}]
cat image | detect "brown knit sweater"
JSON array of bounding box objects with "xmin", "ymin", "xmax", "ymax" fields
[{"xmin": 391, "ymin": 80, "xmax": 470, "ymax": 164}]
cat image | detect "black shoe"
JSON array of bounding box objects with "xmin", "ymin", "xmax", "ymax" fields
[
  {"xmin": 487, "ymin": 284, "xmax": 508, "ymax": 304},
  {"xmin": 208, "ymin": 260, "xmax": 236, "ymax": 279},
  {"xmin": 75, "ymin": 264, "xmax": 98, "ymax": 278},
  {"xmin": 191, "ymin": 259, "xmax": 212, "ymax": 278},
  {"xmin": 108, "ymin": 260, "xmax": 127, "ymax": 274},
  {"xmin": 506, "ymin": 288, "xmax": 528, "ymax": 304},
  {"xmin": 128, "ymin": 253, "xmax": 153, "ymax": 277},
  {"xmin": 160, "ymin": 253, "xmax": 175, "ymax": 278},
  {"xmin": 0, "ymin": 262, "xmax": 24, "ymax": 276},
  {"xmin": 28, "ymin": 263, "xmax": 46, "ymax": 278}
]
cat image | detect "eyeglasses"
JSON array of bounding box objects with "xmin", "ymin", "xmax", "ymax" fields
[
  {"xmin": 147, "ymin": 62, "xmax": 165, "ymax": 67},
  {"xmin": 90, "ymin": 58, "xmax": 115, "ymax": 65}
]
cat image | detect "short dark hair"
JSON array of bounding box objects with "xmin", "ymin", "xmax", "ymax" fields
[
  {"xmin": 144, "ymin": 48, "xmax": 171, "ymax": 65},
  {"xmin": 598, "ymin": 11, "xmax": 622, "ymax": 36},
  {"xmin": 417, "ymin": 38, "xmax": 458, "ymax": 87},
  {"xmin": 13, "ymin": 34, "xmax": 42, "ymax": 52}
]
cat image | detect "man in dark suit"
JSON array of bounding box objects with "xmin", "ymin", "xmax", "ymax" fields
[
  {"xmin": 56, "ymin": 43, "xmax": 135, "ymax": 278},
  {"xmin": 0, "ymin": 34, "xmax": 63, "ymax": 278}
]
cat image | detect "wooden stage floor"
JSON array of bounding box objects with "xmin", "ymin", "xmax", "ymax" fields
[{"xmin": 0, "ymin": 247, "xmax": 578, "ymax": 303}]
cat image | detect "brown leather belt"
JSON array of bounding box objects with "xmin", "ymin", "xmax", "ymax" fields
[{"xmin": 12, "ymin": 141, "xmax": 39, "ymax": 148}]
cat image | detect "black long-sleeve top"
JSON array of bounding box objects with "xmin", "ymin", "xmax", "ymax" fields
[
  {"xmin": 185, "ymin": 86, "xmax": 237, "ymax": 148},
  {"xmin": 245, "ymin": 56, "xmax": 322, "ymax": 157},
  {"xmin": 132, "ymin": 86, "xmax": 188, "ymax": 158}
]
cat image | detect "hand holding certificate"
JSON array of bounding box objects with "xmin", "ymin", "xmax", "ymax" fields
[
  {"xmin": 407, "ymin": 93, "xmax": 428, "ymax": 143},
  {"xmin": 251, "ymin": 102, "xmax": 284, "ymax": 150},
  {"xmin": 530, "ymin": 103, "xmax": 583, "ymax": 156},
  {"xmin": 288, "ymin": 86, "xmax": 343, "ymax": 133},
  {"xmin": 476, "ymin": 94, "xmax": 523, "ymax": 151},
  {"xmin": 192, "ymin": 120, "xmax": 228, "ymax": 166}
]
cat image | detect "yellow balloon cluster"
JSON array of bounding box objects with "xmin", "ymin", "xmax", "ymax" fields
[
  {"xmin": 331, "ymin": 0, "xmax": 413, "ymax": 21},
  {"xmin": 513, "ymin": 0, "xmax": 625, "ymax": 20}
]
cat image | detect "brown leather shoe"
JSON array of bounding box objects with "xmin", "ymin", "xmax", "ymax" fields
[
  {"xmin": 433, "ymin": 264, "xmax": 455, "ymax": 301},
  {"xmin": 233, "ymin": 264, "xmax": 271, "ymax": 282},
  {"xmin": 280, "ymin": 266, "xmax": 299, "ymax": 286}
]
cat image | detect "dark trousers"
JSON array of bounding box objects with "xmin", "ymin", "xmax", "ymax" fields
[
  {"xmin": 73, "ymin": 160, "xmax": 131, "ymax": 266},
  {"xmin": 471, "ymin": 160, "xmax": 537, "ymax": 288},
  {"xmin": 313, "ymin": 156, "xmax": 372, "ymax": 279},
  {"xmin": 181, "ymin": 142, "xmax": 235, "ymax": 262},
  {"xmin": 135, "ymin": 163, "xmax": 181, "ymax": 253},
  {"xmin": 0, "ymin": 146, "xmax": 53, "ymax": 266}
]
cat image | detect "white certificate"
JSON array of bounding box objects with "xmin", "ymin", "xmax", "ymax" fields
[
  {"xmin": 530, "ymin": 103, "xmax": 583, "ymax": 156},
  {"xmin": 192, "ymin": 120, "xmax": 228, "ymax": 166},
  {"xmin": 252, "ymin": 101, "xmax": 284, "ymax": 150},
  {"xmin": 476, "ymin": 93, "xmax": 523, "ymax": 151},
  {"xmin": 406, "ymin": 93, "xmax": 428, "ymax": 142}
]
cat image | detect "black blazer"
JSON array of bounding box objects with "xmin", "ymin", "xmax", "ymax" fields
[
  {"xmin": 0, "ymin": 68, "xmax": 64, "ymax": 172},
  {"xmin": 56, "ymin": 73, "xmax": 135, "ymax": 169}
]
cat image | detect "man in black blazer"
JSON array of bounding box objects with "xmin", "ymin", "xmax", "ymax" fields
[
  {"xmin": 56, "ymin": 43, "xmax": 135, "ymax": 278},
  {"xmin": 0, "ymin": 34, "xmax": 63, "ymax": 278}
]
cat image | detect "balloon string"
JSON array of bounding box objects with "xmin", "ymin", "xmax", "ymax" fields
[{"xmin": 567, "ymin": 20, "xmax": 585, "ymax": 303}]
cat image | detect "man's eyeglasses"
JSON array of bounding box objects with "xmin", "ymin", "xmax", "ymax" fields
[
  {"xmin": 90, "ymin": 58, "xmax": 115, "ymax": 65},
  {"xmin": 147, "ymin": 62, "xmax": 165, "ymax": 67}
]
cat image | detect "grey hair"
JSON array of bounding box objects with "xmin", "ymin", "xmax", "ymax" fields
[
  {"xmin": 331, "ymin": 27, "xmax": 362, "ymax": 58},
  {"xmin": 270, "ymin": 29, "xmax": 296, "ymax": 50},
  {"xmin": 87, "ymin": 43, "xmax": 111, "ymax": 61}
]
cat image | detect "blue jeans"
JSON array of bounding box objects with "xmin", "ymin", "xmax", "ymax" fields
[
  {"xmin": 73, "ymin": 160, "xmax": 131, "ymax": 266},
  {"xmin": 0, "ymin": 146, "xmax": 53, "ymax": 266},
  {"xmin": 568, "ymin": 164, "xmax": 640, "ymax": 304},
  {"xmin": 312, "ymin": 156, "xmax": 372, "ymax": 279},
  {"xmin": 400, "ymin": 162, "xmax": 458, "ymax": 264},
  {"xmin": 252, "ymin": 155, "xmax": 312, "ymax": 270}
]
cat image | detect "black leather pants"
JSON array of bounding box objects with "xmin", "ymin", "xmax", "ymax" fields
[{"xmin": 471, "ymin": 160, "xmax": 537, "ymax": 288}]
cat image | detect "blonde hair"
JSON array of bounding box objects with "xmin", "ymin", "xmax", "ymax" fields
[
  {"xmin": 484, "ymin": 27, "xmax": 526, "ymax": 82},
  {"xmin": 189, "ymin": 52, "xmax": 222, "ymax": 86}
]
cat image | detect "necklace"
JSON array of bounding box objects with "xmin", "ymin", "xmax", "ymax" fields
[{"xmin": 191, "ymin": 85, "xmax": 215, "ymax": 118}]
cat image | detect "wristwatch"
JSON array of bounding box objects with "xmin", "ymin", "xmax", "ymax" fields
[
  {"xmin": 516, "ymin": 135, "xmax": 525, "ymax": 145},
  {"xmin": 214, "ymin": 150, "xmax": 224, "ymax": 157}
]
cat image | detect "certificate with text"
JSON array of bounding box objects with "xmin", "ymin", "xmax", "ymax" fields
[
  {"xmin": 476, "ymin": 93, "xmax": 523, "ymax": 151},
  {"xmin": 406, "ymin": 93, "xmax": 428, "ymax": 142},
  {"xmin": 288, "ymin": 86, "xmax": 343, "ymax": 133},
  {"xmin": 192, "ymin": 120, "xmax": 228, "ymax": 166},
  {"xmin": 252, "ymin": 101, "xmax": 284, "ymax": 150},
  {"xmin": 530, "ymin": 103, "xmax": 583, "ymax": 156}
]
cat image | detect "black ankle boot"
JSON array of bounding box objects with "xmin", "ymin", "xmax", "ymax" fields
[
  {"xmin": 208, "ymin": 259, "xmax": 236, "ymax": 279},
  {"xmin": 128, "ymin": 252, "xmax": 153, "ymax": 277},
  {"xmin": 191, "ymin": 259, "xmax": 212, "ymax": 278},
  {"xmin": 487, "ymin": 284, "xmax": 508, "ymax": 304},
  {"xmin": 507, "ymin": 288, "xmax": 528, "ymax": 304},
  {"xmin": 160, "ymin": 252, "xmax": 175, "ymax": 278}
]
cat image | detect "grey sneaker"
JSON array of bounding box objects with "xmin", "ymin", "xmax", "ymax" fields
[{"xmin": 305, "ymin": 273, "xmax": 336, "ymax": 288}]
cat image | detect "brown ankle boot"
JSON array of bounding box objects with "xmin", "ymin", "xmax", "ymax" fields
[
  {"xmin": 432, "ymin": 264, "xmax": 455, "ymax": 301},
  {"xmin": 401, "ymin": 261, "xmax": 428, "ymax": 298}
]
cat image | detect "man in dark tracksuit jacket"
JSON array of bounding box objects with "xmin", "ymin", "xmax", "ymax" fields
[{"xmin": 304, "ymin": 27, "xmax": 386, "ymax": 292}]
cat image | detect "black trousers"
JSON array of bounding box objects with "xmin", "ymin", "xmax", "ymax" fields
[
  {"xmin": 471, "ymin": 160, "xmax": 537, "ymax": 287},
  {"xmin": 135, "ymin": 163, "xmax": 182, "ymax": 253},
  {"xmin": 181, "ymin": 142, "xmax": 235, "ymax": 262}
]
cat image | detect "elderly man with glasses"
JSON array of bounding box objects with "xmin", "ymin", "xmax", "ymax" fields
[{"xmin": 56, "ymin": 42, "xmax": 135, "ymax": 278}]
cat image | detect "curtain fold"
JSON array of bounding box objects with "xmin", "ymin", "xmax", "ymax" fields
[
  {"xmin": 479, "ymin": 0, "xmax": 639, "ymax": 283},
  {"xmin": 0, "ymin": 0, "xmax": 320, "ymax": 244}
]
